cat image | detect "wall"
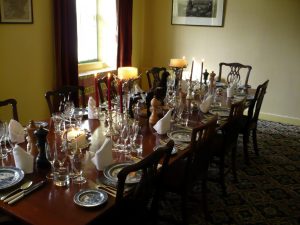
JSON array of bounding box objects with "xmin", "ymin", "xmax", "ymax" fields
[
  {"xmin": 0, "ymin": 0, "xmax": 55, "ymax": 124},
  {"xmin": 134, "ymin": 0, "xmax": 300, "ymax": 125}
]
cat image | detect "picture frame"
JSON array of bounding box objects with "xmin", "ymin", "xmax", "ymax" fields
[
  {"xmin": 172, "ymin": 0, "xmax": 224, "ymax": 27},
  {"xmin": 0, "ymin": 0, "xmax": 33, "ymax": 24}
]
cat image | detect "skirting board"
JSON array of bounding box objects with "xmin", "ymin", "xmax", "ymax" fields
[{"xmin": 259, "ymin": 112, "xmax": 300, "ymax": 126}]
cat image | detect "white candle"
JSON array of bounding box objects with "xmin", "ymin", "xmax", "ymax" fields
[
  {"xmin": 117, "ymin": 67, "xmax": 138, "ymax": 80},
  {"xmin": 170, "ymin": 57, "xmax": 188, "ymax": 68}
]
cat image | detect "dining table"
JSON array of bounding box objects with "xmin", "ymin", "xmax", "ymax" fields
[{"xmin": 0, "ymin": 87, "xmax": 256, "ymax": 225}]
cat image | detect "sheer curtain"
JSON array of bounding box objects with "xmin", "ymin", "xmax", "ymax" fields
[
  {"xmin": 117, "ymin": 0, "xmax": 133, "ymax": 67},
  {"xmin": 53, "ymin": 0, "xmax": 79, "ymax": 88}
]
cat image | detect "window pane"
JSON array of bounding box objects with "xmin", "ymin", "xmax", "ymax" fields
[
  {"xmin": 98, "ymin": 0, "xmax": 117, "ymax": 69},
  {"xmin": 76, "ymin": 0, "xmax": 98, "ymax": 63}
]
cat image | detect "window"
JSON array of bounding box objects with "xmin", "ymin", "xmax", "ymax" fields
[{"xmin": 76, "ymin": 0, "xmax": 117, "ymax": 71}]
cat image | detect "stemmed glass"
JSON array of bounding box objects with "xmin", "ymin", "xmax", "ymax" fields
[
  {"xmin": 72, "ymin": 149, "xmax": 86, "ymax": 184},
  {"xmin": 0, "ymin": 122, "xmax": 8, "ymax": 159},
  {"xmin": 55, "ymin": 133, "xmax": 67, "ymax": 168},
  {"xmin": 45, "ymin": 142, "xmax": 57, "ymax": 179},
  {"xmin": 63, "ymin": 101, "xmax": 75, "ymax": 128},
  {"xmin": 3, "ymin": 122, "xmax": 13, "ymax": 153}
]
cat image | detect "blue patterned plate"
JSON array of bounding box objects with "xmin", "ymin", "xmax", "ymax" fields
[
  {"xmin": 103, "ymin": 162, "xmax": 141, "ymax": 184},
  {"xmin": 167, "ymin": 130, "xmax": 191, "ymax": 143},
  {"xmin": 73, "ymin": 189, "xmax": 108, "ymax": 207},
  {"xmin": 0, "ymin": 167, "xmax": 24, "ymax": 190}
]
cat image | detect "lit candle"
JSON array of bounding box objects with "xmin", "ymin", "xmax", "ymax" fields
[
  {"xmin": 107, "ymin": 73, "xmax": 111, "ymax": 111},
  {"xmin": 117, "ymin": 67, "xmax": 138, "ymax": 80},
  {"xmin": 170, "ymin": 56, "xmax": 188, "ymax": 68},
  {"xmin": 190, "ymin": 58, "xmax": 194, "ymax": 81},
  {"xmin": 94, "ymin": 74, "xmax": 99, "ymax": 107},
  {"xmin": 200, "ymin": 58, "xmax": 204, "ymax": 84},
  {"xmin": 118, "ymin": 79, "xmax": 123, "ymax": 113}
]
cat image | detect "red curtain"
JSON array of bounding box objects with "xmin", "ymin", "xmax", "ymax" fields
[
  {"xmin": 53, "ymin": 0, "xmax": 78, "ymax": 89},
  {"xmin": 117, "ymin": 0, "xmax": 133, "ymax": 67}
]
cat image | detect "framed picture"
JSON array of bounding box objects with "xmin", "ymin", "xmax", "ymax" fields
[
  {"xmin": 172, "ymin": 0, "xmax": 224, "ymax": 27},
  {"xmin": 0, "ymin": 0, "xmax": 33, "ymax": 24}
]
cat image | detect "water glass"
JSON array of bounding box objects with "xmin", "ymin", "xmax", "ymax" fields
[{"xmin": 53, "ymin": 165, "xmax": 70, "ymax": 187}]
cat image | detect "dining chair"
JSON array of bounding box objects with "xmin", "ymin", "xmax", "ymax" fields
[
  {"xmin": 0, "ymin": 98, "xmax": 19, "ymax": 121},
  {"xmin": 105, "ymin": 140, "xmax": 174, "ymax": 225},
  {"xmin": 161, "ymin": 116, "xmax": 218, "ymax": 224},
  {"xmin": 239, "ymin": 80, "xmax": 269, "ymax": 164},
  {"xmin": 209, "ymin": 98, "xmax": 246, "ymax": 196},
  {"xmin": 97, "ymin": 74, "xmax": 118, "ymax": 104},
  {"xmin": 146, "ymin": 67, "xmax": 167, "ymax": 90},
  {"xmin": 218, "ymin": 62, "xmax": 252, "ymax": 87},
  {"xmin": 45, "ymin": 85, "xmax": 86, "ymax": 115}
]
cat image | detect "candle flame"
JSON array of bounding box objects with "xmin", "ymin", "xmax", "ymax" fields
[
  {"xmin": 202, "ymin": 58, "xmax": 205, "ymax": 62},
  {"xmin": 108, "ymin": 73, "xmax": 111, "ymax": 78}
]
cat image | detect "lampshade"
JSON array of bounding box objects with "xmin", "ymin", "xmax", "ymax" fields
[
  {"xmin": 117, "ymin": 67, "xmax": 138, "ymax": 80},
  {"xmin": 169, "ymin": 58, "xmax": 188, "ymax": 68}
]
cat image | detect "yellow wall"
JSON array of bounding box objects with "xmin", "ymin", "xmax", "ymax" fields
[
  {"xmin": 0, "ymin": 0, "xmax": 55, "ymax": 124},
  {"xmin": 1, "ymin": 0, "xmax": 299, "ymax": 125},
  {"xmin": 133, "ymin": 0, "xmax": 300, "ymax": 125}
]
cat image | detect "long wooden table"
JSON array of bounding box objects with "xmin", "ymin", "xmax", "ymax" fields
[{"xmin": 0, "ymin": 89, "xmax": 256, "ymax": 225}]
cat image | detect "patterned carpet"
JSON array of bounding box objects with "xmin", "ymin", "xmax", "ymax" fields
[{"xmin": 159, "ymin": 120, "xmax": 300, "ymax": 225}]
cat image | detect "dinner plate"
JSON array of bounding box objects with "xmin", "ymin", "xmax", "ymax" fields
[
  {"xmin": 153, "ymin": 145, "xmax": 177, "ymax": 155},
  {"xmin": 0, "ymin": 167, "xmax": 24, "ymax": 190},
  {"xmin": 209, "ymin": 108, "xmax": 230, "ymax": 117},
  {"xmin": 73, "ymin": 189, "xmax": 108, "ymax": 207},
  {"xmin": 167, "ymin": 130, "xmax": 191, "ymax": 143},
  {"xmin": 103, "ymin": 162, "xmax": 141, "ymax": 184}
]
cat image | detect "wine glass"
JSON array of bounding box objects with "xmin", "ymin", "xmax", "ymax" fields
[
  {"xmin": 63, "ymin": 101, "xmax": 75, "ymax": 128},
  {"xmin": 55, "ymin": 133, "xmax": 67, "ymax": 168},
  {"xmin": 45, "ymin": 142, "xmax": 57, "ymax": 179},
  {"xmin": 72, "ymin": 149, "xmax": 86, "ymax": 184},
  {"xmin": 0, "ymin": 122, "xmax": 8, "ymax": 159}
]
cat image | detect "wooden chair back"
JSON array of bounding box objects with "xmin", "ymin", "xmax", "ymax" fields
[
  {"xmin": 45, "ymin": 85, "xmax": 85, "ymax": 115},
  {"xmin": 97, "ymin": 75, "xmax": 118, "ymax": 104},
  {"xmin": 248, "ymin": 80, "xmax": 269, "ymax": 124},
  {"xmin": 188, "ymin": 116, "xmax": 218, "ymax": 182},
  {"xmin": 116, "ymin": 140, "xmax": 174, "ymax": 207},
  {"xmin": 146, "ymin": 67, "xmax": 167, "ymax": 90},
  {"xmin": 218, "ymin": 62, "xmax": 252, "ymax": 87},
  {"xmin": 223, "ymin": 98, "xmax": 246, "ymax": 145},
  {"xmin": 0, "ymin": 98, "xmax": 19, "ymax": 121}
]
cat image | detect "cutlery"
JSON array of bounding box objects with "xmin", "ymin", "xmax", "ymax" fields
[
  {"xmin": 1, "ymin": 181, "xmax": 33, "ymax": 201},
  {"xmin": 6, "ymin": 180, "xmax": 46, "ymax": 205},
  {"xmin": 88, "ymin": 180, "xmax": 116, "ymax": 197}
]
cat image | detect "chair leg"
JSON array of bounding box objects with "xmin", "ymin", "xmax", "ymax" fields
[
  {"xmin": 219, "ymin": 156, "xmax": 227, "ymax": 196},
  {"xmin": 201, "ymin": 180, "xmax": 210, "ymax": 221},
  {"xmin": 231, "ymin": 146, "xmax": 238, "ymax": 183},
  {"xmin": 243, "ymin": 131, "xmax": 250, "ymax": 165},
  {"xmin": 252, "ymin": 129, "xmax": 259, "ymax": 156},
  {"xmin": 181, "ymin": 193, "xmax": 188, "ymax": 225}
]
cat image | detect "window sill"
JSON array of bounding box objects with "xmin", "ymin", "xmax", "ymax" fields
[{"xmin": 78, "ymin": 62, "xmax": 116, "ymax": 77}]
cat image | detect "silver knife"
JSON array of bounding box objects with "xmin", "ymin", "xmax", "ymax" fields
[{"xmin": 7, "ymin": 180, "xmax": 46, "ymax": 205}]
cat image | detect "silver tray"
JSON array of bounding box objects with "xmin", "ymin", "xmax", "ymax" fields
[
  {"xmin": 73, "ymin": 189, "xmax": 108, "ymax": 207},
  {"xmin": 103, "ymin": 162, "xmax": 141, "ymax": 184},
  {"xmin": 167, "ymin": 130, "xmax": 191, "ymax": 143},
  {"xmin": 0, "ymin": 167, "xmax": 24, "ymax": 190}
]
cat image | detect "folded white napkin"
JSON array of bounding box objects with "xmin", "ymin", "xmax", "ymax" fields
[
  {"xmin": 153, "ymin": 109, "xmax": 173, "ymax": 134},
  {"xmin": 91, "ymin": 138, "xmax": 113, "ymax": 171},
  {"xmin": 88, "ymin": 96, "xmax": 98, "ymax": 119},
  {"xmin": 8, "ymin": 119, "xmax": 25, "ymax": 144},
  {"xmin": 200, "ymin": 95, "xmax": 213, "ymax": 113},
  {"xmin": 13, "ymin": 145, "xmax": 34, "ymax": 174}
]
